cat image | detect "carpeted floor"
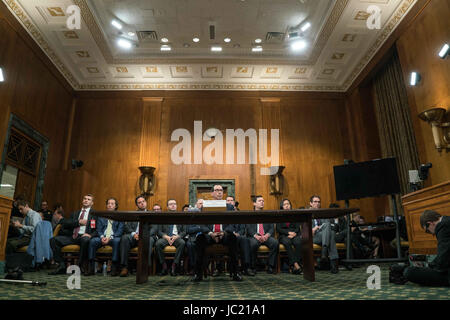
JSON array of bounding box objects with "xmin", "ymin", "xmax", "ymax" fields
[{"xmin": 0, "ymin": 263, "xmax": 448, "ymax": 300}]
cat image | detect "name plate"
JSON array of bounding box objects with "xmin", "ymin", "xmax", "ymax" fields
[{"xmin": 203, "ymin": 200, "xmax": 227, "ymax": 211}]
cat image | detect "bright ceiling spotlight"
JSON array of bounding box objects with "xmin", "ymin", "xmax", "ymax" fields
[
  {"xmin": 193, "ymin": 37, "xmax": 200, "ymax": 43},
  {"xmin": 224, "ymin": 37, "xmax": 231, "ymax": 43},
  {"xmin": 0, "ymin": 68, "xmax": 4, "ymax": 82},
  {"xmin": 111, "ymin": 20, "xmax": 122, "ymax": 30},
  {"xmin": 117, "ymin": 38, "xmax": 132, "ymax": 49},
  {"xmin": 160, "ymin": 45, "xmax": 171, "ymax": 51},
  {"xmin": 410, "ymin": 72, "xmax": 421, "ymax": 86},
  {"xmin": 255, "ymin": 38, "xmax": 262, "ymax": 43},
  {"xmin": 161, "ymin": 37, "xmax": 169, "ymax": 43},
  {"xmin": 438, "ymin": 43, "xmax": 449, "ymax": 58},
  {"xmin": 252, "ymin": 46, "xmax": 263, "ymax": 52},
  {"xmin": 301, "ymin": 22, "xmax": 311, "ymax": 32},
  {"xmin": 211, "ymin": 46, "xmax": 222, "ymax": 52},
  {"xmin": 291, "ymin": 39, "xmax": 307, "ymax": 51}
]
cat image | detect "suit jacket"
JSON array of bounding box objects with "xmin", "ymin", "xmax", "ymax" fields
[
  {"xmin": 97, "ymin": 217, "xmax": 124, "ymax": 239},
  {"xmin": 186, "ymin": 225, "xmax": 211, "ymax": 241},
  {"xmin": 123, "ymin": 221, "xmax": 158, "ymax": 238},
  {"xmin": 59, "ymin": 209, "xmax": 99, "ymax": 237},
  {"xmin": 158, "ymin": 224, "xmax": 186, "ymax": 239},
  {"xmin": 276, "ymin": 222, "xmax": 300, "ymax": 236},
  {"xmin": 246, "ymin": 223, "xmax": 275, "ymax": 237}
]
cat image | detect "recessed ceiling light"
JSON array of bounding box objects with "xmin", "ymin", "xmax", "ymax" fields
[
  {"xmin": 128, "ymin": 31, "xmax": 135, "ymax": 37},
  {"xmin": 252, "ymin": 46, "xmax": 263, "ymax": 52},
  {"xmin": 301, "ymin": 22, "xmax": 311, "ymax": 32},
  {"xmin": 117, "ymin": 38, "xmax": 132, "ymax": 49},
  {"xmin": 224, "ymin": 37, "xmax": 231, "ymax": 43},
  {"xmin": 161, "ymin": 37, "xmax": 169, "ymax": 43},
  {"xmin": 291, "ymin": 40, "xmax": 307, "ymax": 51},
  {"xmin": 111, "ymin": 20, "xmax": 122, "ymax": 30},
  {"xmin": 211, "ymin": 46, "xmax": 222, "ymax": 52},
  {"xmin": 183, "ymin": 43, "xmax": 190, "ymax": 48},
  {"xmin": 0, "ymin": 67, "xmax": 4, "ymax": 82},
  {"xmin": 438, "ymin": 43, "xmax": 449, "ymax": 58},
  {"xmin": 193, "ymin": 37, "xmax": 200, "ymax": 43},
  {"xmin": 161, "ymin": 45, "xmax": 171, "ymax": 51},
  {"xmin": 255, "ymin": 38, "xmax": 262, "ymax": 43}
]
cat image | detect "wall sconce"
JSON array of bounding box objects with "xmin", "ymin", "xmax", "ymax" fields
[
  {"xmin": 418, "ymin": 107, "xmax": 450, "ymax": 152},
  {"xmin": 0, "ymin": 67, "xmax": 4, "ymax": 82},
  {"xmin": 269, "ymin": 166, "xmax": 285, "ymax": 195},
  {"xmin": 138, "ymin": 166, "xmax": 156, "ymax": 196},
  {"xmin": 438, "ymin": 43, "xmax": 449, "ymax": 59}
]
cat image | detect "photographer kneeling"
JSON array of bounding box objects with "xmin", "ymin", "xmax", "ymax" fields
[{"xmin": 403, "ymin": 210, "xmax": 450, "ymax": 287}]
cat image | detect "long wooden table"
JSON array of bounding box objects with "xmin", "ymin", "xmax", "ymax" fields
[{"xmin": 91, "ymin": 208, "xmax": 359, "ymax": 284}]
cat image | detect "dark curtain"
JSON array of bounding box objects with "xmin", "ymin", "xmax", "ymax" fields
[{"xmin": 372, "ymin": 48, "xmax": 420, "ymax": 197}]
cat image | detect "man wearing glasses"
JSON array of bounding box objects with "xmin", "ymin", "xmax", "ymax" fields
[
  {"xmin": 403, "ymin": 210, "xmax": 450, "ymax": 286},
  {"xmin": 192, "ymin": 185, "xmax": 243, "ymax": 282}
]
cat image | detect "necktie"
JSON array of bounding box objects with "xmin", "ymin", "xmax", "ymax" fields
[
  {"xmin": 73, "ymin": 209, "xmax": 86, "ymax": 239},
  {"xmin": 168, "ymin": 225, "xmax": 174, "ymax": 237},
  {"xmin": 214, "ymin": 224, "xmax": 221, "ymax": 232},
  {"xmin": 286, "ymin": 222, "xmax": 290, "ymax": 228},
  {"xmin": 258, "ymin": 224, "xmax": 264, "ymax": 235},
  {"xmin": 105, "ymin": 220, "xmax": 113, "ymax": 238}
]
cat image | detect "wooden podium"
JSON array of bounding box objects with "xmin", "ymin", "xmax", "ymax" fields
[
  {"xmin": 401, "ymin": 180, "xmax": 450, "ymax": 254},
  {"xmin": 0, "ymin": 195, "xmax": 13, "ymax": 274}
]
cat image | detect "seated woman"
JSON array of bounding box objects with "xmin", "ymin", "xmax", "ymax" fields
[{"xmin": 276, "ymin": 199, "xmax": 303, "ymax": 275}]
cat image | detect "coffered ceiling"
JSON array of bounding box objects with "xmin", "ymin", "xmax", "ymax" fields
[{"xmin": 3, "ymin": 0, "xmax": 417, "ymax": 91}]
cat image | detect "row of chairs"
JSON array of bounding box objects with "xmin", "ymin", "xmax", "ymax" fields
[{"xmin": 16, "ymin": 224, "xmax": 409, "ymax": 274}]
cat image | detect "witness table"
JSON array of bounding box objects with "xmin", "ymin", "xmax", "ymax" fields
[{"xmin": 91, "ymin": 208, "xmax": 359, "ymax": 284}]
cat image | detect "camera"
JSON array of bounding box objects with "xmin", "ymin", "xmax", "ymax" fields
[{"xmin": 418, "ymin": 163, "xmax": 432, "ymax": 181}]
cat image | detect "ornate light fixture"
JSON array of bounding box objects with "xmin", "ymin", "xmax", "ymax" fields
[
  {"xmin": 418, "ymin": 107, "xmax": 450, "ymax": 152},
  {"xmin": 138, "ymin": 166, "xmax": 156, "ymax": 196}
]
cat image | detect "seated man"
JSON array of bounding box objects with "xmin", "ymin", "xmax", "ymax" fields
[
  {"xmin": 38, "ymin": 200, "xmax": 53, "ymax": 222},
  {"xmin": 6, "ymin": 199, "xmax": 42, "ymax": 254},
  {"xmin": 185, "ymin": 199, "xmax": 205, "ymax": 274},
  {"xmin": 226, "ymin": 196, "xmax": 254, "ymax": 276},
  {"xmin": 51, "ymin": 205, "xmax": 64, "ymax": 230},
  {"xmin": 118, "ymin": 195, "xmax": 157, "ymax": 277},
  {"xmin": 192, "ymin": 185, "xmax": 243, "ymax": 282},
  {"xmin": 87, "ymin": 197, "xmax": 124, "ymax": 276},
  {"xmin": 155, "ymin": 199, "xmax": 186, "ymax": 276},
  {"xmin": 49, "ymin": 194, "xmax": 99, "ymax": 275},
  {"xmin": 403, "ymin": 210, "xmax": 450, "ymax": 287},
  {"xmin": 246, "ymin": 195, "xmax": 279, "ymax": 274},
  {"xmin": 310, "ymin": 195, "xmax": 339, "ymax": 274}
]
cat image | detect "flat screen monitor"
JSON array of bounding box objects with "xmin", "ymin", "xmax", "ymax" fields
[{"xmin": 333, "ymin": 157, "xmax": 400, "ymax": 200}]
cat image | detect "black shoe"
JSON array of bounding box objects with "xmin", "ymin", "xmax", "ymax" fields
[
  {"xmin": 159, "ymin": 268, "xmax": 168, "ymax": 276},
  {"xmin": 318, "ymin": 257, "xmax": 330, "ymax": 270},
  {"xmin": 212, "ymin": 269, "xmax": 223, "ymax": 277},
  {"xmin": 192, "ymin": 274, "xmax": 203, "ymax": 282},
  {"xmin": 243, "ymin": 268, "xmax": 255, "ymax": 276},
  {"xmin": 330, "ymin": 260, "xmax": 339, "ymax": 274},
  {"xmin": 170, "ymin": 264, "xmax": 178, "ymax": 277},
  {"xmin": 344, "ymin": 263, "xmax": 353, "ymax": 271},
  {"xmin": 232, "ymin": 273, "xmax": 243, "ymax": 281},
  {"xmin": 48, "ymin": 266, "xmax": 66, "ymax": 275},
  {"xmin": 267, "ymin": 266, "xmax": 274, "ymax": 274}
]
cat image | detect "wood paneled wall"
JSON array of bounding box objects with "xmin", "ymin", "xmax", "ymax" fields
[
  {"xmin": 396, "ymin": 0, "xmax": 450, "ymax": 186},
  {"xmin": 0, "ymin": 3, "xmax": 73, "ymax": 211},
  {"xmin": 69, "ymin": 92, "xmax": 358, "ymax": 214}
]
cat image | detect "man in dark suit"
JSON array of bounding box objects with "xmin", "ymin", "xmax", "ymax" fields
[
  {"xmin": 310, "ymin": 195, "xmax": 339, "ymax": 274},
  {"xmin": 87, "ymin": 197, "xmax": 124, "ymax": 276},
  {"xmin": 192, "ymin": 185, "xmax": 243, "ymax": 282},
  {"xmin": 49, "ymin": 194, "xmax": 99, "ymax": 275},
  {"xmin": 226, "ymin": 196, "xmax": 255, "ymax": 276},
  {"xmin": 246, "ymin": 195, "xmax": 279, "ymax": 274},
  {"xmin": 155, "ymin": 199, "xmax": 186, "ymax": 276},
  {"xmin": 118, "ymin": 195, "xmax": 157, "ymax": 277}
]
